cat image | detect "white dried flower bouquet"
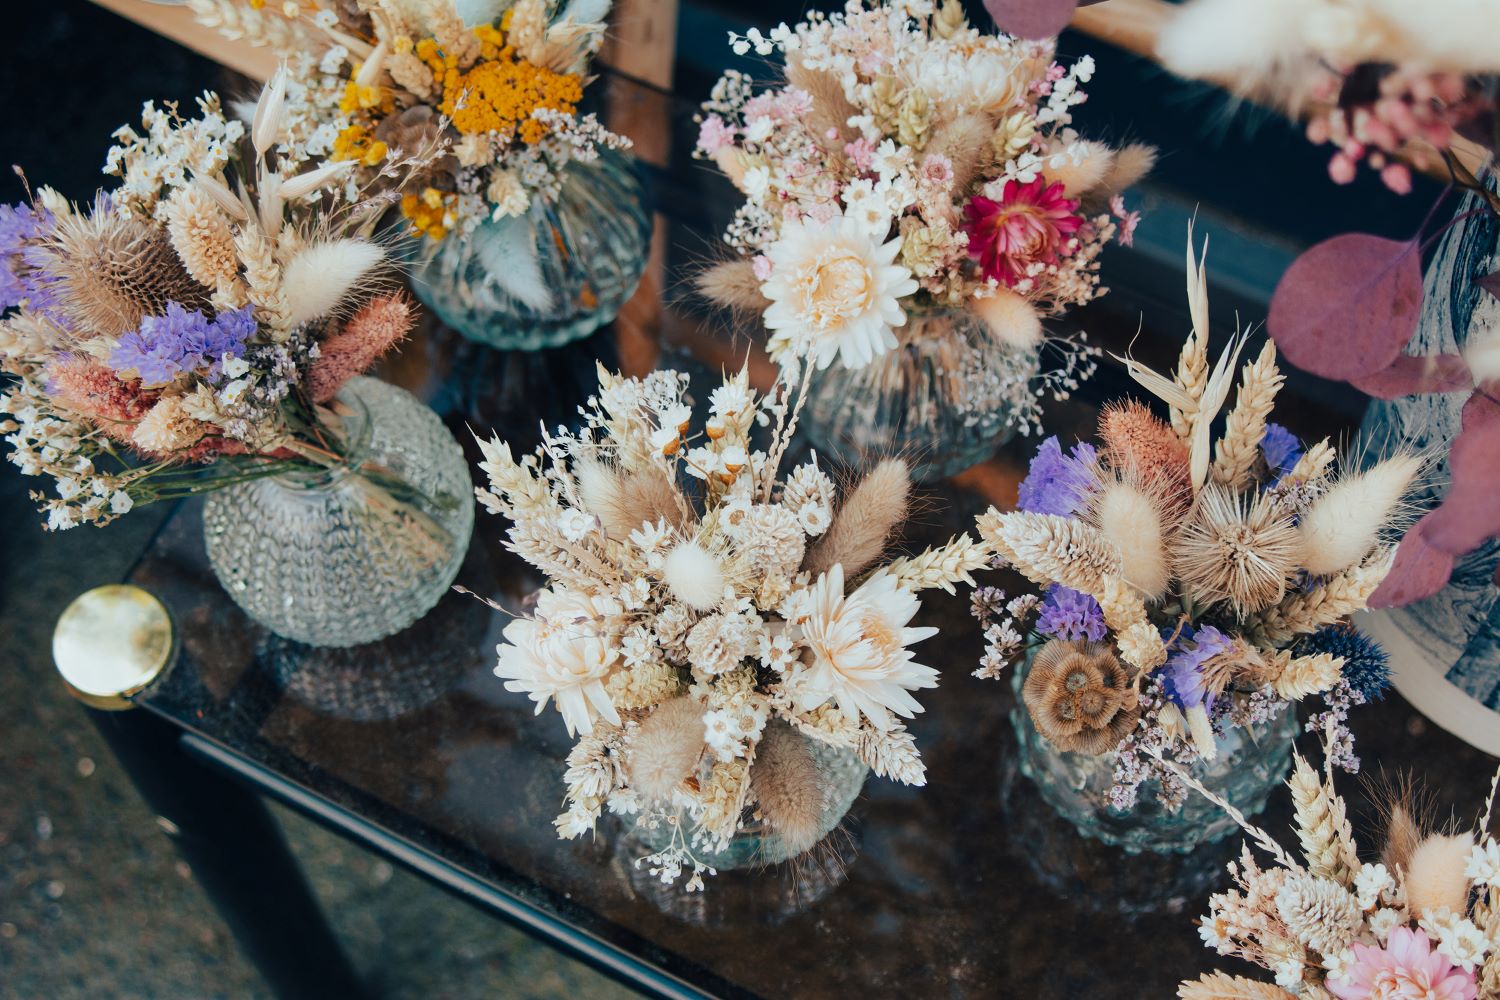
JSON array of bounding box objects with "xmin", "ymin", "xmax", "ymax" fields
[{"xmin": 473, "ymin": 362, "xmax": 987, "ymax": 889}]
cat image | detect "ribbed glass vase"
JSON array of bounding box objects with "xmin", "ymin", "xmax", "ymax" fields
[
  {"xmin": 800, "ymin": 307, "xmax": 1039, "ymax": 481},
  {"xmin": 202, "ymin": 377, "xmax": 474, "ymax": 648},
  {"xmin": 409, "ymin": 148, "xmax": 650, "ymax": 350},
  {"xmin": 1010, "ymin": 643, "xmax": 1297, "ymax": 855}
]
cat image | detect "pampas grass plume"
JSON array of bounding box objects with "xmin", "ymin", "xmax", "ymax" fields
[
  {"xmin": 972, "ymin": 288, "xmax": 1043, "ymax": 350},
  {"xmin": 282, "ymin": 238, "xmax": 386, "ymax": 328},
  {"xmin": 629, "ymin": 697, "xmax": 706, "ymax": 803},
  {"xmin": 1093, "ymin": 479, "xmax": 1171, "ymax": 601},
  {"xmin": 751, "ymin": 720, "xmax": 826, "ymax": 858},
  {"xmin": 805, "ymin": 458, "xmax": 911, "ymax": 578},
  {"xmin": 1297, "ymin": 453, "xmax": 1422, "ymax": 578},
  {"xmin": 1404, "ymin": 832, "xmax": 1474, "ymax": 916},
  {"xmin": 663, "ymin": 540, "xmax": 725, "ymax": 611}
]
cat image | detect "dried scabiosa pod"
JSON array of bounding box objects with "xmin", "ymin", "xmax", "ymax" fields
[{"xmin": 1022, "ymin": 639, "xmax": 1139, "ymax": 755}]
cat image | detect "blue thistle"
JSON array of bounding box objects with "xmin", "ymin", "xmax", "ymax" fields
[{"xmin": 1296, "ymin": 625, "xmax": 1390, "ymax": 702}]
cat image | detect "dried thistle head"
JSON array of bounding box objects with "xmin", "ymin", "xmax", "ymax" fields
[
  {"xmin": 1023, "ymin": 639, "xmax": 1139, "ymax": 755},
  {"xmin": 1174, "ymin": 485, "xmax": 1300, "ymax": 617}
]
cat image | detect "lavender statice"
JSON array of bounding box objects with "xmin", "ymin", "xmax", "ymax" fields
[
  {"xmin": 1016, "ymin": 436, "xmax": 1098, "ymax": 516},
  {"xmin": 109, "ymin": 302, "xmax": 254, "ymax": 384},
  {"xmin": 1307, "ymin": 679, "xmax": 1367, "ymax": 773},
  {"xmin": 1260, "ymin": 422, "xmax": 1302, "ymax": 481},
  {"xmin": 0, "ymin": 202, "xmax": 56, "ymax": 313},
  {"xmin": 970, "ymin": 585, "xmax": 1007, "ymax": 622},
  {"xmin": 1162, "ymin": 625, "xmax": 1233, "ymax": 710},
  {"xmin": 1034, "ymin": 584, "xmax": 1106, "ymax": 642}
]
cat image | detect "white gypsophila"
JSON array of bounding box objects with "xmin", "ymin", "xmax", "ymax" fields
[
  {"xmin": 792, "ymin": 565, "xmax": 939, "ymax": 729},
  {"xmin": 1272, "ymin": 958, "xmax": 1304, "ymax": 990},
  {"xmin": 761, "ymin": 213, "xmax": 918, "ymax": 371},
  {"xmin": 1465, "ymin": 838, "xmax": 1500, "ymax": 886},
  {"xmin": 494, "ymin": 588, "xmax": 623, "ymax": 737},
  {"xmin": 1354, "ymin": 862, "xmax": 1396, "ymax": 909}
]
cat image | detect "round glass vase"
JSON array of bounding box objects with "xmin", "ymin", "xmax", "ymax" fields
[
  {"xmin": 202, "ymin": 377, "xmax": 475, "ymax": 649},
  {"xmin": 409, "ymin": 148, "xmax": 651, "ymax": 351},
  {"xmin": 623, "ymin": 739, "xmax": 866, "ymax": 925},
  {"xmin": 799, "ymin": 306, "xmax": 1040, "ymax": 482},
  {"xmin": 1009, "ymin": 643, "xmax": 1297, "ymax": 855}
]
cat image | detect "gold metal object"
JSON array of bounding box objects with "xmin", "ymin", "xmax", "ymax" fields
[{"xmin": 52, "ymin": 585, "xmax": 176, "ymax": 711}]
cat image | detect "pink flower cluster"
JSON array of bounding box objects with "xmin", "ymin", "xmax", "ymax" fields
[
  {"xmin": 962, "ymin": 178, "xmax": 1084, "ymax": 288},
  {"xmin": 1329, "ymin": 928, "xmax": 1477, "ymax": 1000}
]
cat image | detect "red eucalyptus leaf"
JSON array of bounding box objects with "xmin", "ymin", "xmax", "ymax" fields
[
  {"xmin": 982, "ymin": 0, "xmax": 1079, "ymax": 39},
  {"xmin": 1268, "ymin": 234, "xmax": 1424, "ymax": 380},
  {"xmin": 1479, "ymin": 270, "xmax": 1500, "ymax": 301},
  {"xmin": 1420, "ymin": 393, "xmax": 1500, "ymax": 555},
  {"xmin": 1371, "ymin": 516, "xmax": 1457, "ymax": 607},
  {"xmin": 1348, "ymin": 354, "xmax": 1474, "ymax": 399}
]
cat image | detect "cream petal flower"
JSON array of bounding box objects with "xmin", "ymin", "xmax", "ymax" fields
[
  {"xmin": 761, "ymin": 213, "xmax": 918, "ymax": 371},
  {"xmin": 494, "ymin": 588, "xmax": 622, "ymax": 737},
  {"xmin": 793, "ymin": 564, "xmax": 939, "ymax": 729}
]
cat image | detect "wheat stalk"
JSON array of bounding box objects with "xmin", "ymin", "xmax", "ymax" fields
[
  {"xmin": 1253, "ymin": 548, "xmax": 1394, "ymax": 644},
  {"xmin": 188, "ymin": 0, "xmax": 308, "ymax": 52},
  {"xmin": 1273, "ymin": 652, "xmax": 1344, "ymax": 700},
  {"xmin": 1286, "ymin": 439, "xmax": 1336, "ymax": 486},
  {"xmin": 1213, "ymin": 341, "xmax": 1283, "ymax": 490},
  {"xmin": 883, "ymin": 534, "xmax": 989, "ymax": 594},
  {"xmin": 977, "ymin": 509, "xmax": 1121, "ymax": 597},
  {"xmin": 1288, "ymin": 754, "xmax": 1360, "ymax": 885},
  {"xmin": 234, "ymin": 224, "xmax": 292, "ymax": 335},
  {"xmin": 1178, "ymin": 973, "xmax": 1296, "ymax": 1000}
]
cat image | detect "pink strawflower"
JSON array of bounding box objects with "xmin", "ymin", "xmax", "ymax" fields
[
  {"xmin": 696, "ymin": 115, "xmax": 735, "ymax": 154},
  {"xmin": 308, "ymin": 293, "xmax": 413, "ymax": 403},
  {"xmin": 1328, "ymin": 927, "xmax": 1477, "ymax": 1000},
  {"xmin": 1109, "ymin": 194, "xmax": 1141, "ymax": 248},
  {"xmin": 962, "ymin": 178, "xmax": 1083, "ymax": 287},
  {"xmin": 920, "ymin": 153, "xmax": 954, "ymax": 188}
]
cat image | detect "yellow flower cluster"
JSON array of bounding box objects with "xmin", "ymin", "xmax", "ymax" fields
[
  {"xmin": 331, "ymin": 123, "xmax": 388, "ymax": 166},
  {"xmin": 402, "ymin": 187, "xmax": 458, "ymax": 241},
  {"xmin": 419, "ymin": 19, "xmax": 583, "ymax": 143}
]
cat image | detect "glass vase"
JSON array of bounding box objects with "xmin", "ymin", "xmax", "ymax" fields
[
  {"xmin": 799, "ymin": 307, "xmax": 1040, "ymax": 482},
  {"xmin": 1009, "ymin": 643, "xmax": 1297, "ymax": 855},
  {"xmin": 409, "ymin": 148, "xmax": 651, "ymax": 350},
  {"xmin": 622, "ymin": 738, "xmax": 866, "ymax": 925},
  {"xmin": 202, "ymin": 377, "xmax": 475, "ymax": 648}
]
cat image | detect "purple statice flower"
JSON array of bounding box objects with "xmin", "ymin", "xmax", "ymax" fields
[
  {"xmin": 1017, "ymin": 436, "xmax": 1098, "ymax": 516},
  {"xmin": 1162, "ymin": 624, "xmax": 1233, "ymax": 710},
  {"xmin": 1035, "ymin": 584, "xmax": 1107, "ymax": 642},
  {"xmin": 0, "ymin": 202, "xmax": 54, "ymax": 311},
  {"xmin": 109, "ymin": 302, "xmax": 254, "ymax": 384},
  {"xmin": 1260, "ymin": 422, "xmax": 1302, "ymax": 481}
]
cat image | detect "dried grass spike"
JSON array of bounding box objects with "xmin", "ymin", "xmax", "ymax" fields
[
  {"xmin": 1098, "ymin": 399, "xmax": 1191, "ymax": 503},
  {"xmin": 751, "ymin": 720, "xmax": 827, "ymax": 858},
  {"xmin": 1288, "ymin": 753, "xmax": 1359, "ymax": 884},
  {"xmin": 1405, "ymin": 833, "xmax": 1474, "ymax": 916},
  {"xmin": 1212, "ymin": 340, "xmax": 1283, "ymax": 490},
  {"xmin": 694, "ymin": 259, "xmax": 771, "ymax": 312},
  {"xmin": 1178, "ymin": 972, "xmax": 1295, "ymax": 999},
  {"xmin": 804, "ymin": 458, "xmax": 911, "ymax": 578},
  {"xmin": 1297, "ymin": 453, "xmax": 1423, "ymax": 578}
]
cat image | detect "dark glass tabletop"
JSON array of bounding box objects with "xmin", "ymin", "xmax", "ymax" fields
[{"xmin": 111, "ymin": 54, "xmax": 1498, "ymax": 1000}]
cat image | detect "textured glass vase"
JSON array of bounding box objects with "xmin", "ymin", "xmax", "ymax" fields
[
  {"xmin": 1010, "ymin": 645, "xmax": 1297, "ymax": 855},
  {"xmin": 409, "ymin": 148, "xmax": 651, "ymax": 350},
  {"xmin": 203, "ymin": 377, "xmax": 474, "ymax": 648},
  {"xmin": 800, "ymin": 307, "xmax": 1040, "ymax": 481}
]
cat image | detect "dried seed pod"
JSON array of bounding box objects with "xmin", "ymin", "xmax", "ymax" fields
[{"xmin": 1023, "ymin": 639, "xmax": 1139, "ymax": 755}]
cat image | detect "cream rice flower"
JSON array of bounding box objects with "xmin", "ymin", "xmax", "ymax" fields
[
  {"xmin": 761, "ymin": 213, "xmax": 918, "ymax": 371},
  {"xmin": 495, "ymin": 587, "xmax": 622, "ymax": 737},
  {"xmin": 792, "ymin": 564, "xmax": 939, "ymax": 728}
]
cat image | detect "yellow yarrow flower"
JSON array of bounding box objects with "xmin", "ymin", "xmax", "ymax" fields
[{"xmin": 402, "ymin": 188, "xmax": 458, "ymax": 241}]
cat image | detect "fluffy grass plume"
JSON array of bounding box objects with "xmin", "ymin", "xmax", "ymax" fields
[
  {"xmin": 628, "ymin": 696, "xmax": 708, "ymax": 802},
  {"xmin": 694, "ymin": 259, "xmax": 771, "ymax": 311},
  {"xmin": 663, "ymin": 540, "xmax": 725, "ymax": 611},
  {"xmin": 1405, "ymin": 833, "xmax": 1475, "ymax": 916},
  {"xmin": 750, "ymin": 720, "xmax": 827, "ymax": 858},
  {"xmin": 1090, "ymin": 478, "xmax": 1173, "ymax": 601},
  {"xmin": 805, "ymin": 458, "xmax": 911, "ymax": 578},
  {"xmin": 282, "ymin": 238, "xmax": 387, "ymax": 328},
  {"xmin": 971, "ymin": 287, "xmax": 1043, "ymax": 350},
  {"xmin": 1296, "ymin": 453, "xmax": 1423, "ymax": 577}
]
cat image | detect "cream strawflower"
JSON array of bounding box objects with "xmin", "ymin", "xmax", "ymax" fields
[
  {"xmin": 495, "ymin": 588, "xmax": 623, "ymax": 737},
  {"xmin": 792, "ymin": 565, "xmax": 939, "ymax": 728},
  {"xmin": 761, "ymin": 213, "xmax": 918, "ymax": 371}
]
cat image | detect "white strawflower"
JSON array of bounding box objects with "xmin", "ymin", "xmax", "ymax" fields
[
  {"xmin": 1420, "ymin": 909, "xmax": 1488, "ymax": 973},
  {"xmin": 793, "ymin": 565, "xmax": 939, "ymax": 729},
  {"xmin": 1354, "ymin": 862, "xmax": 1395, "ymax": 909},
  {"xmin": 494, "ymin": 588, "xmax": 622, "ymax": 737},
  {"xmin": 1465, "ymin": 838, "xmax": 1500, "ymax": 886},
  {"xmin": 1368, "ymin": 907, "xmax": 1403, "ymax": 943},
  {"xmin": 761, "ymin": 213, "xmax": 918, "ymax": 371}
]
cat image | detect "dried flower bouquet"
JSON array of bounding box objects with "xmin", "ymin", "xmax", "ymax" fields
[
  {"xmin": 973, "ymin": 234, "xmax": 1422, "ymax": 813},
  {"xmin": 0, "ymin": 73, "xmax": 436, "ymax": 529},
  {"xmin": 694, "ymin": 0, "xmax": 1150, "ymax": 438},
  {"xmin": 1178, "ymin": 742, "xmax": 1500, "ymax": 999},
  {"xmin": 473, "ymin": 361, "xmax": 987, "ymax": 889}
]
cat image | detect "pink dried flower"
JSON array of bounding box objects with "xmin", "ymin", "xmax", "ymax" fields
[
  {"xmin": 696, "ymin": 115, "xmax": 735, "ymax": 154},
  {"xmin": 47, "ymin": 355, "xmax": 157, "ymax": 423},
  {"xmin": 1380, "ymin": 163, "xmax": 1413, "ymax": 195},
  {"xmin": 1329, "ymin": 152, "xmax": 1359, "ymax": 185},
  {"xmin": 962, "ymin": 178, "xmax": 1083, "ymax": 287},
  {"xmin": 1328, "ymin": 927, "xmax": 1477, "ymax": 1000},
  {"xmin": 308, "ymin": 293, "xmax": 413, "ymax": 403},
  {"xmin": 920, "ymin": 153, "xmax": 954, "ymax": 188},
  {"xmin": 845, "ymin": 138, "xmax": 875, "ymax": 171},
  {"xmin": 751, "ymin": 255, "xmax": 772, "ymax": 281},
  {"xmin": 1109, "ymin": 194, "xmax": 1141, "ymax": 248}
]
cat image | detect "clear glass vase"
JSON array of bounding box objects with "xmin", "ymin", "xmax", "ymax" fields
[
  {"xmin": 622, "ymin": 738, "xmax": 866, "ymax": 924},
  {"xmin": 409, "ymin": 149, "xmax": 651, "ymax": 350},
  {"xmin": 799, "ymin": 307, "xmax": 1040, "ymax": 481},
  {"xmin": 1009, "ymin": 643, "xmax": 1297, "ymax": 855},
  {"xmin": 202, "ymin": 377, "xmax": 475, "ymax": 648}
]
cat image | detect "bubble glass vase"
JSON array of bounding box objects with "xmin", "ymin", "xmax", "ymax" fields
[
  {"xmin": 410, "ymin": 148, "xmax": 651, "ymax": 350},
  {"xmin": 203, "ymin": 377, "xmax": 474, "ymax": 648},
  {"xmin": 799, "ymin": 307, "xmax": 1040, "ymax": 482},
  {"xmin": 1010, "ymin": 643, "xmax": 1297, "ymax": 854}
]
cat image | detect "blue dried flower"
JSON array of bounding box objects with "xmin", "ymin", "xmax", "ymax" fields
[
  {"xmin": 1261, "ymin": 423, "xmax": 1302, "ymax": 481},
  {"xmin": 1296, "ymin": 625, "xmax": 1390, "ymax": 702},
  {"xmin": 1162, "ymin": 624, "xmax": 1233, "ymax": 710},
  {"xmin": 109, "ymin": 302, "xmax": 254, "ymax": 385},
  {"xmin": 1017, "ymin": 436, "xmax": 1098, "ymax": 517},
  {"xmin": 1035, "ymin": 584, "xmax": 1107, "ymax": 642}
]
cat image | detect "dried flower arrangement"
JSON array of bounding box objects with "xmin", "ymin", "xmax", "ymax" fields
[
  {"xmin": 971, "ymin": 235, "xmax": 1422, "ymax": 811},
  {"xmin": 1178, "ymin": 741, "xmax": 1500, "ymax": 999},
  {"xmin": 692, "ymin": 0, "xmax": 1149, "ymax": 436},
  {"xmin": 472, "ymin": 361, "xmax": 987, "ymax": 889},
  {"xmin": 190, "ymin": 0, "xmax": 628, "ymax": 238},
  {"xmin": 0, "ymin": 73, "xmax": 437, "ymax": 529}
]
